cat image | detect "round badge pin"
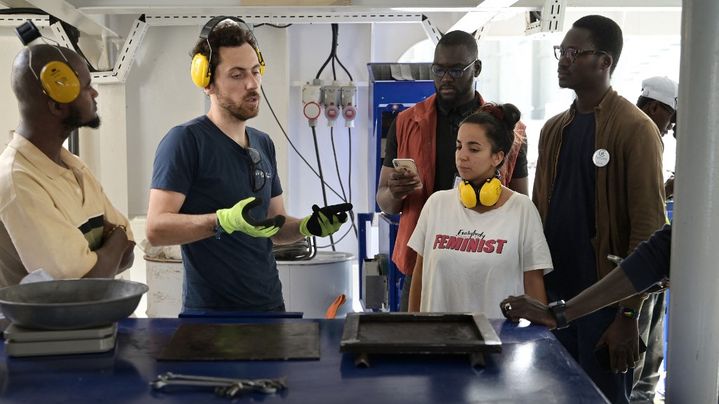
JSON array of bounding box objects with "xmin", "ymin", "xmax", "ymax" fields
[{"xmin": 592, "ymin": 149, "xmax": 610, "ymax": 167}]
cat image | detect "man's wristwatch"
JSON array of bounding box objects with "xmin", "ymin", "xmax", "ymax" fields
[
  {"xmin": 214, "ymin": 218, "xmax": 225, "ymax": 239},
  {"xmin": 548, "ymin": 300, "xmax": 570, "ymax": 330}
]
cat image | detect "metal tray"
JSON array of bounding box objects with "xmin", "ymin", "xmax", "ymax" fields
[
  {"xmin": 158, "ymin": 322, "xmax": 320, "ymax": 361},
  {"xmin": 340, "ymin": 313, "xmax": 501, "ymax": 365}
]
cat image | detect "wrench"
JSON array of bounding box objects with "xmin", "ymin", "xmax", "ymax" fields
[
  {"xmin": 151, "ymin": 379, "xmax": 233, "ymax": 390},
  {"xmin": 153, "ymin": 372, "xmax": 287, "ymax": 397}
]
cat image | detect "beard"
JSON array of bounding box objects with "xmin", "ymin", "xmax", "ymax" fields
[
  {"xmin": 62, "ymin": 106, "xmax": 101, "ymax": 130},
  {"xmin": 216, "ymin": 90, "xmax": 260, "ymax": 121}
]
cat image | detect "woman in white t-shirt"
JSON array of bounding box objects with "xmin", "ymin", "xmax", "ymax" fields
[{"xmin": 408, "ymin": 103, "xmax": 552, "ymax": 318}]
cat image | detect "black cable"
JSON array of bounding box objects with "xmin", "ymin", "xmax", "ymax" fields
[
  {"xmin": 331, "ymin": 55, "xmax": 337, "ymax": 80},
  {"xmin": 254, "ymin": 23, "xmax": 292, "ymax": 28},
  {"xmin": 347, "ymin": 127, "xmax": 357, "ymax": 238},
  {"xmin": 330, "ymin": 127, "xmax": 348, "ymax": 202},
  {"xmin": 314, "ymin": 54, "xmax": 333, "ymax": 80},
  {"xmin": 260, "ymin": 86, "xmax": 345, "ymax": 200},
  {"xmin": 329, "ymin": 127, "xmax": 358, "ymax": 239},
  {"xmin": 311, "ymin": 126, "xmax": 335, "ymax": 250},
  {"xmin": 332, "ymin": 23, "xmax": 354, "ymax": 81},
  {"xmin": 260, "ymin": 71, "xmax": 355, "ymax": 250},
  {"xmin": 330, "ymin": 24, "xmax": 338, "ymax": 80},
  {"xmin": 315, "ymin": 32, "xmax": 335, "ymax": 80},
  {"xmin": 334, "ymin": 56, "xmax": 354, "ymax": 82},
  {"xmin": 315, "ymin": 24, "xmax": 339, "ymax": 80}
]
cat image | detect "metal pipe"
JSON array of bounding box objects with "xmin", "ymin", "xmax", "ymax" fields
[{"xmin": 666, "ymin": 0, "xmax": 719, "ymax": 401}]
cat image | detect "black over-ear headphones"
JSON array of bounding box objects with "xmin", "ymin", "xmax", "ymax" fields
[
  {"xmin": 16, "ymin": 21, "xmax": 81, "ymax": 104},
  {"xmin": 190, "ymin": 16, "xmax": 266, "ymax": 88}
]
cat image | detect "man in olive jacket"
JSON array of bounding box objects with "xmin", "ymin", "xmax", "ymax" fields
[{"xmin": 532, "ymin": 16, "xmax": 665, "ymax": 404}]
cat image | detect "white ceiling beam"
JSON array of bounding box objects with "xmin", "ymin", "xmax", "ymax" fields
[
  {"xmin": 1, "ymin": 0, "xmax": 118, "ymax": 37},
  {"xmin": 513, "ymin": 0, "xmax": 680, "ymax": 7},
  {"xmin": 69, "ymin": 0, "xmax": 681, "ymax": 16},
  {"xmin": 143, "ymin": 10, "xmax": 425, "ymax": 25},
  {"xmin": 71, "ymin": 0, "xmax": 484, "ymax": 15},
  {"xmin": 0, "ymin": 14, "xmax": 49, "ymax": 27}
]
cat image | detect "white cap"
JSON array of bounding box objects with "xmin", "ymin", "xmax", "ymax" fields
[{"xmin": 641, "ymin": 76, "xmax": 678, "ymax": 110}]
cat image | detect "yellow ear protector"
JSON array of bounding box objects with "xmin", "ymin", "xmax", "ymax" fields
[
  {"xmin": 458, "ymin": 175, "xmax": 502, "ymax": 208},
  {"xmin": 190, "ymin": 16, "xmax": 266, "ymax": 88},
  {"xmin": 25, "ymin": 42, "xmax": 81, "ymax": 104}
]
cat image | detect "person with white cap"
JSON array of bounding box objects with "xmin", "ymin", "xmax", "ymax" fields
[
  {"xmin": 639, "ymin": 76, "xmax": 679, "ymax": 199},
  {"xmin": 637, "ymin": 76, "xmax": 678, "ymax": 136},
  {"xmin": 630, "ymin": 75, "xmax": 677, "ymax": 403}
]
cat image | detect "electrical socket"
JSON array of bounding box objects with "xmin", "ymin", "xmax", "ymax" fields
[
  {"xmin": 321, "ymin": 81, "xmax": 341, "ymax": 126},
  {"xmin": 340, "ymin": 83, "xmax": 357, "ymax": 128},
  {"xmin": 301, "ymin": 80, "xmax": 323, "ymax": 126}
]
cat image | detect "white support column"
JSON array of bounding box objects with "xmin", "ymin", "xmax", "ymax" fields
[
  {"xmin": 666, "ymin": 0, "xmax": 719, "ymax": 402},
  {"xmin": 79, "ymin": 83, "xmax": 129, "ymax": 216}
]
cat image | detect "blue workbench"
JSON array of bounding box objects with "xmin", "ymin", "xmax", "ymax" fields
[{"xmin": 0, "ymin": 318, "xmax": 608, "ymax": 403}]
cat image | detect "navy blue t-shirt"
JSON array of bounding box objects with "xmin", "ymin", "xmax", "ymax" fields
[
  {"xmin": 543, "ymin": 111, "xmax": 598, "ymax": 301},
  {"xmin": 151, "ymin": 116, "xmax": 284, "ymax": 311},
  {"xmin": 621, "ymin": 224, "xmax": 671, "ymax": 291}
]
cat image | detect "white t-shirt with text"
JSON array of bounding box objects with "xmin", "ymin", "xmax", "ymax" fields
[{"xmin": 408, "ymin": 190, "xmax": 553, "ymax": 318}]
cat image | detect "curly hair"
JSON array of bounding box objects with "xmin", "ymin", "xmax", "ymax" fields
[{"xmin": 190, "ymin": 20, "xmax": 258, "ymax": 85}]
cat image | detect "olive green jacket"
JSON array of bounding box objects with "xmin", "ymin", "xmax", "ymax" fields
[{"xmin": 532, "ymin": 88, "xmax": 666, "ymax": 310}]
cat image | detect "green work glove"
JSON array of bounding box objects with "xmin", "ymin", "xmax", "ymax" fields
[
  {"xmin": 216, "ymin": 197, "xmax": 286, "ymax": 238},
  {"xmin": 299, "ymin": 203, "xmax": 353, "ymax": 237}
]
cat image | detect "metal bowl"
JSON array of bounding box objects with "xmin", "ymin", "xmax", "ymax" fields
[{"xmin": 0, "ymin": 279, "xmax": 149, "ymax": 330}]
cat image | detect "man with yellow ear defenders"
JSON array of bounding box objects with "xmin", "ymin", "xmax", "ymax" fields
[
  {"xmin": 190, "ymin": 16, "xmax": 266, "ymax": 88},
  {"xmin": 147, "ymin": 17, "xmax": 352, "ymax": 312},
  {"xmin": 0, "ymin": 32, "xmax": 135, "ymax": 287},
  {"xmin": 15, "ymin": 20, "xmax": 81, "ymax": 104}
]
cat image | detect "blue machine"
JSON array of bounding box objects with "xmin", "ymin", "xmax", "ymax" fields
[
  {"xmin": 358, "ymin": 63, "xmax": 435, "ymax": 312},
  {"xmin": 366, "ymin": 63, "xmax": 435, "ymax": 210}
]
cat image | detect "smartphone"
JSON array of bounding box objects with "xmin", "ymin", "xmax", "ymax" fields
[{"xmin": 392, "ymin": 158, "xmax": 419, "ymax": 176}]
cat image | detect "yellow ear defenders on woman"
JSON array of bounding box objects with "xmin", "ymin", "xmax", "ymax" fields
[
  {"xmin": 458, "ymin": 175, "xmax": 502, "ymax": 208},
  {"xmin": 190, "ymin": 16, "xmax": 266, "ymax": 88}
]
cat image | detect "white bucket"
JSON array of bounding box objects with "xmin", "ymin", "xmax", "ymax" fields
[
  {"xmin": 144, "ymin": 251, "xmax": 355, "ymax": 318},
  {"xmin": 144, "ymin": 257, "xmax": 183, "ymax": 318},
  {"xmin": 277, "ymin": 251, "xmax": 355, "ymax": 318}
]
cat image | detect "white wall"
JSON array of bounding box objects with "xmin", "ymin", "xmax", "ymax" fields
[
  {"xmin": 125, "ymin": 25, "xmax": 208, "ymax": 217},
  {"xmin": 0, "ymin": 29, "xmax": 25, "ymax": 145}
]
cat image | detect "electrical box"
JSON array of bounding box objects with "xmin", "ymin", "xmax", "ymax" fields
[{"xmin": 367, "ymin": 63, "xmax": 435, "ymax": 211}]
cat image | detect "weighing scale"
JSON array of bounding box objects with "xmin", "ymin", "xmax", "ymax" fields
[{"xmin": 3, "ymin": 322, "xmax": 117, "ymax": 357}]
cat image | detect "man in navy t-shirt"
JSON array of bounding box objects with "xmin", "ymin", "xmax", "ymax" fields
[{"xmin": 146, "ymin": 18, "xmax": 352, "ymax": 311}]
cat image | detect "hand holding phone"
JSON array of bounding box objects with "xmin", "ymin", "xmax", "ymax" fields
[
  {"xmin": 392, "ymin": 158, "xmax": 419, "ymax": 176},
  {"xmin": 388, "ymin": 158, "xmax": 422, "ymax": 199}
]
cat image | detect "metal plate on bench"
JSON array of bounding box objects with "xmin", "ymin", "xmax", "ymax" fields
[
  {"xmin": 340, "ymin": 313, "xmax": 501, "ymax": 354},
  {"xmin": 158, "ymin": 322, "xmax": 320, "ymax": 361}
]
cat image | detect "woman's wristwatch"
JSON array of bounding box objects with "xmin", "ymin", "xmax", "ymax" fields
[{"xmin": 548, "ymin": 300, "xmax": 570, "ymax": 329}]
